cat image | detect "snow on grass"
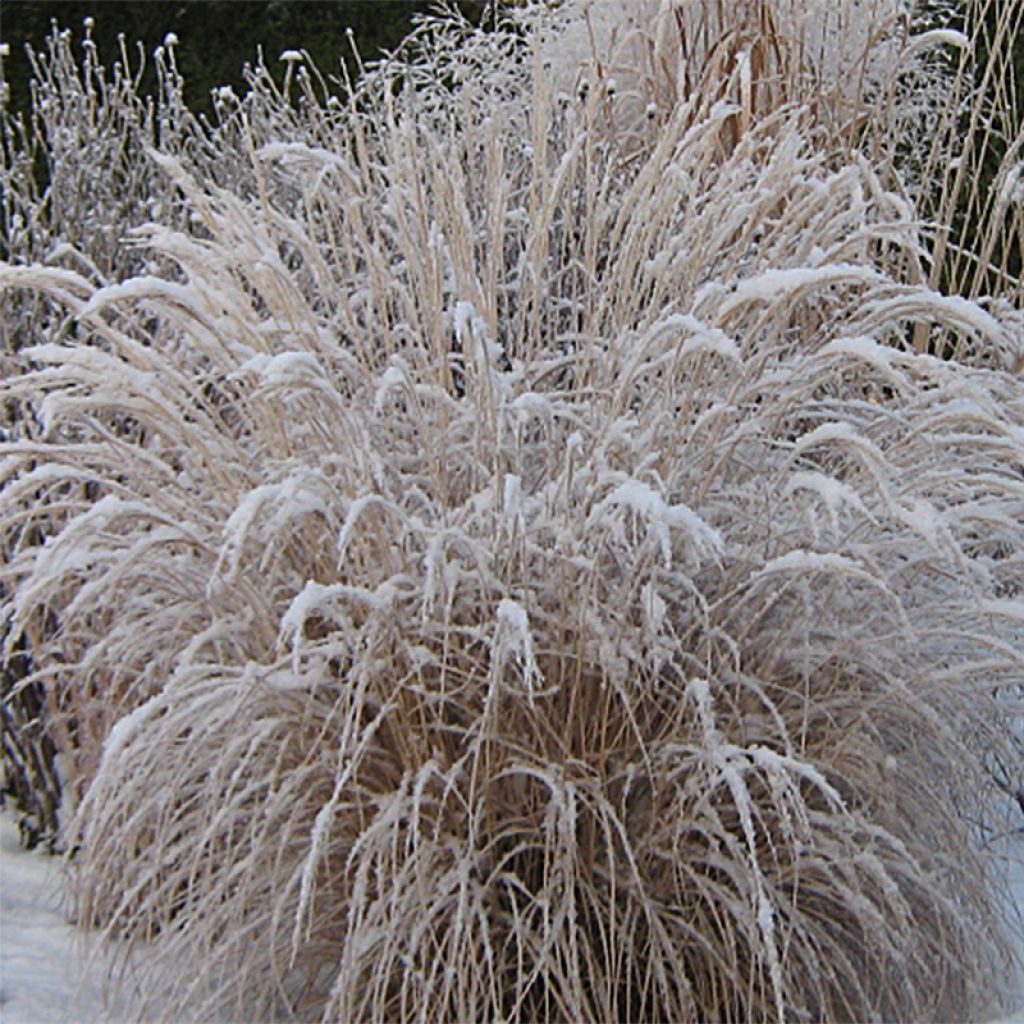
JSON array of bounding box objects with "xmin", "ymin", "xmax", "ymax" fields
[{"xmin": 1, "ymin": 0, "xmax": 1023, "ymax": 1021}]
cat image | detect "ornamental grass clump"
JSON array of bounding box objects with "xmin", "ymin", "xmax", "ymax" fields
[{"xmin": 1, "ymin": 1, "xmax": 1022, "ymax": 1021}]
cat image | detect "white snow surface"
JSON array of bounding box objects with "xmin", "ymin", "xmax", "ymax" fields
[
  {"xmin": 996, "ymin": 833, "xmax": 1024, "ymax": 1024},
  {"xmin": 0, "ymin": 811, "xmax": 137, "ymax": 1024},
  {"xmin": 0, "ymin": 803, "xmax": 1022, "ymax": 1022}
]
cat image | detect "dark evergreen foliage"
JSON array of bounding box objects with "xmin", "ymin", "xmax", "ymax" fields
[{"xmin": 0, "ymin": 1, "xmax": 488, "ymax": 116}]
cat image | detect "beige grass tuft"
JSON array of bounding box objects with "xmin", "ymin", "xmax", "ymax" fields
[{"xmin": 1, "ymin": 2, "xmax": 1023, "ymax": 1021}]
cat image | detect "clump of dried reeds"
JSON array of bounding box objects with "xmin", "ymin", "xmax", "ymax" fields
[{"xmin": 1, "ymin": 2, "xmax": 1022, "ymax": 1021}]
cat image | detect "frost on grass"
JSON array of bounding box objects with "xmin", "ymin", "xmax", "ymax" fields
[{"xmin": 1, "ymin": 1, "xmax": 1023, "ymax": 1022}]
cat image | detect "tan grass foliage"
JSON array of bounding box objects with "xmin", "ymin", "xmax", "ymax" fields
[{"xmin": 1, "ymin": 1, "xmax": 1023, "ymax": 1021}]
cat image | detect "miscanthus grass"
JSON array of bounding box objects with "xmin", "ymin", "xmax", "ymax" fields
[{"xmin": 1, "ymin": 1, "xmax": 1023, "ymax": 1021}]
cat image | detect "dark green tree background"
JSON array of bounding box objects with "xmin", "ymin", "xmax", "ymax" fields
[{"xmin": 0, "ymin": 1, "xmax": 488, "ymax": 115}]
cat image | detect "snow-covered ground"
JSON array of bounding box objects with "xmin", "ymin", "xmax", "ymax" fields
[
  {"xmin": 1, "ymin": 804, "xmax": 1022, "ymax": 1023},
  {"xmin": 0, "ymin": 811, "xmax": 135, "ymax": 1024},
  {"xmin": 998, "ymin": 833, "xmax": 1024, "ymax": 1024}
]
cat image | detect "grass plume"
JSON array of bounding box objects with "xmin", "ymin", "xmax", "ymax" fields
[{"xmin": 1, "ymin": 1, "xmax": 1023, "ymax": 1020}]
